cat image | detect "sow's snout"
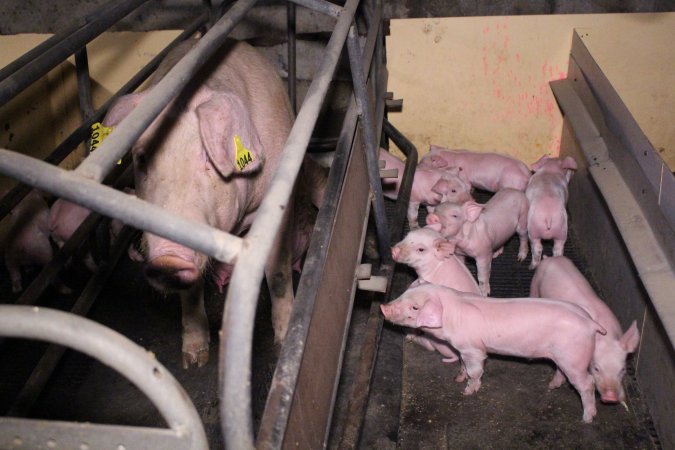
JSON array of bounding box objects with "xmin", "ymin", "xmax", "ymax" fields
[{"xmin": 144, "ymin": 255, "xmax": 201, "ymax": 290}]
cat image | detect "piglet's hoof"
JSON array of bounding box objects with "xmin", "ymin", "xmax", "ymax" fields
[{"xmin": 182, "ymin": 348, "xmax": 209, "ymax": 369}]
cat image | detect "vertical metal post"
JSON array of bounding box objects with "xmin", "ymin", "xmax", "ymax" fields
[
  {"xmin": 75, "ymin": 47, "xmax": 95, "ymax": 122},
  {"xmin": 287, "ymin": 1, "xmax": 297, "ymax": 114},
  {"xmin": 346, "ymin": 26, "xmax": 391, "ymax": 264}
]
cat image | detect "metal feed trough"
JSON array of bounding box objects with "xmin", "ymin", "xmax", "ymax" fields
[{"xmin": 0, "ymin": 0, "xmax": 415, "ymax": 448}]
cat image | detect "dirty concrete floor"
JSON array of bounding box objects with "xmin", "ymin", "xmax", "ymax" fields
[{"xmin": 0, "ymin": 247, "xmax": 278, "ymax": 449}]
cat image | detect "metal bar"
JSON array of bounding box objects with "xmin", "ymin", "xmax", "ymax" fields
[
  {"xmin": 0, "ymin": 306, "xmax": 207, "ymax": 450},
  {"xmin": 0, "ymin": 418, "xmax": 193, "ymax": 450},
  {"xmin": 220, "ymin": 1, "xmax": 361, "ymax": 448},
  {"xmin": 287, "ymin": 1, "xmax": 297, "ymax": 114},
  {"xmin": 286, "ymin": 111, "xmax": 372, "ymax": 450},
  {"xmin": 0, "ymin": 149, "xmax": 243, "ymax": 264},
  {"xmin": 75, "ymin": 0, "xmax": 260, "ymax": 183},
  {"xmin": 288, "ymin": 0, "xmax": 342, "ymax": 17},
  {"xmin": 0, "ymin": 0, "xmax": 153, "ymax": 107},
  {"xmin": 346, "ymin": 26, "xmax": 391, "ymax": 264},
  {"xmin": 8, "ymin": 226, "xmax": 136, "ymax": 416},
  {"xmin": 337, "ymin": 119, "xmax": 418, "ymax": 449},
  {"xmin": 0, "ymin": 14, "xmax": 207, "ymax": 222},
  {"xmin": 0, "ymin": 0, "xmax": 152, "ymax": 84},
  {"xmin": 75, "ymin": 47, "xmax": 95, "ymax": 123},
  {"xmin": 257, "ymin": 3, "xmax": 383, "ymax": 443}
]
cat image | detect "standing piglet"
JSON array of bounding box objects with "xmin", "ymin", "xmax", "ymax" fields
[
  {"xmin": 103, "ymin": 38, "xmax": 321, "ymax": 368},
  {"xmin": 419, "ymin": 145, "xmax": 531, "ymax": 192},
  {"xmin": 391, "ymin": 225, "xmax": 481, "ymax": 363},
  {"xmin": 380, "ymin": 283, "xmax": 606, "ymax": 423},
  {"xmin": 525, "ymin": 155, "xmax": 577, "ymax": 269},
  {"xmin": 379, "ymin": 148, "xmax": 472, "ymax": 229},
  {"xmin": 391, "ymin": 226, "xmax": 480, "ymax": 294},
  {"xmin": 2, "ymin": 190, "xmax": 58, "ymax": 293},
  {"xmin": 530, "ymin": 256, "xmax": 640, "ymax": 407},
  {"xmin": 426, "ymin": 188, "xmax": 529, "ymax": 296}
]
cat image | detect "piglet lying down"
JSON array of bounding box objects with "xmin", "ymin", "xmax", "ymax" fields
[{"xmin": 381, "ymin": 284, "xmax": 607, "ymax": 423}]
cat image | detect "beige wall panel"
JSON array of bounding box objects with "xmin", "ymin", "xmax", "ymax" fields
[
  {"xmin": 578, "ymin": 15, "xmax": 675, "ymax": 170},
  {"xmin": 387, "ymin": 13, "xmax": 675, "ymax": 168},
  {"xmin": 67, "ymin": 31, "xmax": 183, "ymax": 107},
  {"xmin": 0, "ymin": 31, "xmax": 183, "ymax": 192}
]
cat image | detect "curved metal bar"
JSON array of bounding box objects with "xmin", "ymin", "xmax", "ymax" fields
[
  {"xmin": 219, "ymin": 0, "xmax": 360, "ymax": 448},
  {"xmin": 0, "ymin": 305, "xmax": 207, "ymax": 450},
  {"xmin": 0, "ymin": 149, "xmax": 243, "ymax": 264},
  {"xmin": 75, "ymin": 0, "xmax": 260, "ymax": 183}
]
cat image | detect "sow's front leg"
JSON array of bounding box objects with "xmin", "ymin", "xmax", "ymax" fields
[{"xmin": 180, "ymin": 280, "xmax": 210, "ymax": 368}]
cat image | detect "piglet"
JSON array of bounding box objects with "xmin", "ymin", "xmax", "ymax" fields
[
  {"xmin": 49, "ymin": 189, "xmax": 137, "ymax": 270},
  {"xmin": 419, "ymin": 145, "xmax": 531, "ymax": 192},
  {"xmin": 2, "ymin": 190, "xmax": 65, "ymax": 293},
  {"xmin": 426, "ymin": 188, "xmax": 529, "ymax": 296},
  {"xmin": 525, "ymin": 155, "xmax": 577, "ymax": 269},
  {"xmin": 380, "ymin": 283, "xmax": 606, "ymax": 423},
  {"xmin": 379, "ymin": 148, "xmax": 472, "ymax": 229},
  {"xmin": 49, "ymin": 199, "xmax": 97, "ymax": 271},
  {"xmin": 391, "ymin": 225, "xmax": 481, "ymax": 364},
  {"xmin": 391, "ymin": 226, "xmax": 480, "ymax": 294},
  {"xmin": 530, "ymin": 256, "xmax": 640, "ymax": 408}
]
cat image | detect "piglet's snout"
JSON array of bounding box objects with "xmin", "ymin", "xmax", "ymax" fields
[
  {"xmin": 600, "ymin": 389, "xmax": 619, "ymax": 404},
  {"xmin": 145, "ymin": 255, "xmax": 201, "ymax": 290},
  {"xmin": 391, "ymin": 246, "xmax": 402, "ymax": 261}
]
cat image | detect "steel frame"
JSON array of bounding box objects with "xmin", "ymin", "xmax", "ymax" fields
[{"xmin": 0, "ymin": 0, "xmax": 395, "ymax": 448}]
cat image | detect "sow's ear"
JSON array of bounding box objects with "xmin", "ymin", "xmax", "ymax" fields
[
  {"xmin": 103, "ymin": 92, "xmax": 145, "ymax": 127},
  {"xmin": 416, "ymin": 296, "xmax": 443, "ymax": 328},
  {"xmin": 197, "ymin": 92, "xmax": 264, "ymax": 178}
]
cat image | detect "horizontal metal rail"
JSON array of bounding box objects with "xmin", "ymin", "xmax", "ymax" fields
[
  {"xmin": 0, "ymin": 0, "xmax": 154, "ymax": 107},
  {"xmin": 0, "ymin": 305, "xmax": 207, "ymax": 450},
  {"xmin": 75, "ymin": 0, "xmax": 260, "ymax": 183},
  {"xmin": 0, "ymin": 13, "xmax": 207, "ymax": 222},
  {"xmin": 219, "ymin": 0, "xmax": 361, "ymax": 448},
  {"xmin": 289, "ymin": 0, "xmax": 343, "ymax": 17},
  {"xmin": 0, "ymin": 149, "xmax": 243, "ymax": 264}
]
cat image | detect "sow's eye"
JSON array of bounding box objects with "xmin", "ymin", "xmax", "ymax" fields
[
  {"xmin": 416, "ymin": 247, "xmax": 425, "ymax": 253},
  {"xmin": 411, "ymin": 305, "xmax": 419, "ymax": 311}
]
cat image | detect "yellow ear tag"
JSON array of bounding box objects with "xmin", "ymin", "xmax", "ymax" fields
[
  {"xmin": 234, "ymin": 134, "xmax": 254, "ymax": 171},
  {"xmin": 89, "ymin": 122, "xmax": 121, "ymax": 164}
]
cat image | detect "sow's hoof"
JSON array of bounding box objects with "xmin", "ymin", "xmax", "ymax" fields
[{"xmin": 182, "ymin": 347, "xmax": 210, "ymax": 369}]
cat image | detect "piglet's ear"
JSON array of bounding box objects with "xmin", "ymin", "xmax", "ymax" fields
[
  {"xmin": 434, "ymin": 239, "xmax": 455, "ymax": 258},
  {"xmin": 416, "ymin": 297, "xmax": 443, "ymax": 328},
  {"xmin": 463, "ymin": 201, "xmax": 484, "ymax": 223},
  {"xmin": 621, "ymin": 320, "xmax": 640, "ymax": 353},
  {"xmin": 197, "ymin": 92, "xmax": 264, "ymax": 178},
  {"xmin": 561, "ymin": 156, "xmax": 577, "ymax": 170},
  {"xmin": 531, "ymin": 154, "xmax": 549, "ymax": 172},
  {"xmin": 431, "ymin": 179, "xmax": 449, "ymax": 195}
]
